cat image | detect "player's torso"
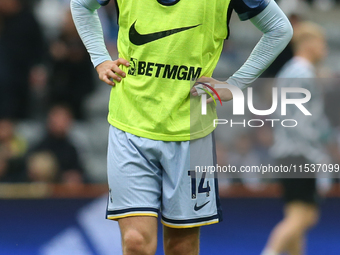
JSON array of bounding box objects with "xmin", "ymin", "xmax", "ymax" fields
[{"xmin": 108, "ymin": 0, "xmax": 231, "ymax": 141}]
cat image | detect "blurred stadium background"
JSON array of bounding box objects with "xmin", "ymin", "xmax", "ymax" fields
[{"xmin": 1, "ymin": 0, "xmax": 340, "ymax": 254}]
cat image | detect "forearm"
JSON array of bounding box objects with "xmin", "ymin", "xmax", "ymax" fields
[
  {"xmin": 227, "ymin": 0, "xmax": 293, "ymax": 90},
  {"xmin": 70, "ymin": 0, "xmax": 112, "ymax": 67}
]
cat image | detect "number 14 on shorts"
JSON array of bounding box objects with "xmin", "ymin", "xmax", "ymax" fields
[{"xmin": 188, "ymin": 171, "xmax": 211, "ymax": 199}]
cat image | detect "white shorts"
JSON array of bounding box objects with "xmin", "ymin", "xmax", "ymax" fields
[{"xmin": 106, "ymin": 125, "xmax": 222, "ymax": 228}]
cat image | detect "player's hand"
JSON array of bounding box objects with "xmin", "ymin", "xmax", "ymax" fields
[
  {"xmin": 190, "ymin": 76, "xmax": 233, "ymax": 104},
  {"xmin": 95, "ymin": 58, "xmax": 130, "ymax": 86}
]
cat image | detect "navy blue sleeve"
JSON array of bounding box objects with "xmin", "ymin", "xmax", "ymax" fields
[
  {"xmin": 97, "ymin": 0, "xmax": 110, "ymax": 6},
  {"xmin": 232, "ymin": 0, "xmax": 271, "ymax": 21}
]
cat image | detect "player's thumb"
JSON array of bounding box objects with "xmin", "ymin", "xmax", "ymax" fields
[{"xmin": 206, "ymin": 95, "xmax": 217, "ymax": 104}]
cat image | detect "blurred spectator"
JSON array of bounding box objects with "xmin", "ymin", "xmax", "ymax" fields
[
  {"xmin": 0, "ymin": 118, "xmax": 27, "ymax": 182},
  {"xmin": 0, "ymin": 0, "xmax": 45, "ymax": 119},
  {"xmin": 34, "ymin": 0, "xmax": 70, "ymax": 40},
  {"xmin": 0, "ymin": 119, "xmax": 27, "ymax": 158},
  {"xmin": 31, "ymin": 104, "xmax": 85, "ymax": 184},
  {"xmin": 48, "ymin": 10, "xmax": 95, "ymax": 120},
  {"xmin": 262, "ymin": 21, "xmax": 331, "ymax": 255},
  {"xmin": 26, "ymin": 151, "xmax": 58, "ymax": 183}
]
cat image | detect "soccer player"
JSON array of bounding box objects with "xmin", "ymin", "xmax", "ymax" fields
[
  {"xmin": 70, "ymin": 0, "xmax": 292, "ymax": 254},
  {"xmin": 262, "ymin": 22, "xmax": 330, "ymax": 255}
]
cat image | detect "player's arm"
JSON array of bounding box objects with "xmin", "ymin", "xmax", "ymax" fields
[
  {"xmin": 70, "ymin": 0, "xmax": 129, "ymax": 86},
  {"xmin": 226, "ymin": 0, "xmax": 293, "ymax": 90},
  {"xmin": 192, "ymin": 0, "xmax": 293, "ymax": 103}
]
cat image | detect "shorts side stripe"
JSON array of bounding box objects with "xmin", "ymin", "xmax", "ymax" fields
[
  {"xmin": 106, "ymin": 207, "xmax": 159, "ymax": 220},
  {"xmin": 107, "ymin": 212, "xmax": 158, "ymax": 220},
  {"xmin": 212, "ymin": 131, "xmax": 223, "ymax": 223},
  {"xmin": 161, "ymin": 214, "xmax": 219, "ymax": 225},
  {"xmin": 162, "ymin": 219, "xmax": 219, "ymax": 228},
  {"xmin": 161, "ymin": 216, "xmax": 219, "ymax": 228}
]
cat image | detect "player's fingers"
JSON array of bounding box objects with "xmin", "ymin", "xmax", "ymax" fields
[
  {"xmin": 106, "ymin": 70, "xmax": 122, "ymax": 82},
  {"xmin": 102, "ymin": 75, "xmax": 115, "ymax": 86},
  {"xmin": 206, "ymin": 95, "xmax": 218, "ymax": 104},
  {"xmin": 190, "ymin": 87, "xmax": 198, "ymax": 96},
  {"xmin": 115, "ymin": 58, "xmax": 130, "ymax": 67},
  {"xmin": 191, "ymin": 91, "xmax": 198, "ymax": 96},
  {"xmin": 195, "ymin": 82, "xmax": 210, "ymax": 92},
  {"xmin": 111, "ymin": 65, "xmax": 126, "ymax": 78},
  {"xmin": 194, "ymin": 81, "xmax": 207, "ymax": 87}
]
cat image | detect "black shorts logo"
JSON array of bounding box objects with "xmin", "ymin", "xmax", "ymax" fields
[{"xmin": 194, "ymin": 201, "xmax": 210, "ymax": 211}]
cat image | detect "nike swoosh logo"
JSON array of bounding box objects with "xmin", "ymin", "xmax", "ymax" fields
[
  {"xmin": 194, "ymin": 201, "xmax": 210, "ymax": 211},
  {"xmin": 129, "ymin": 21, "xmax": 200, "ymax": 46}
]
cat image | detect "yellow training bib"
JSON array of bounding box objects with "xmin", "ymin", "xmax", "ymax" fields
[{"xmin": 108, "ymin": 0, "xmax": 231, "ymax": 141}]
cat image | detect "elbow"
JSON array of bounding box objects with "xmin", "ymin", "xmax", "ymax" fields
[
  {"xmin": 284, "ymin": 21, "xmax": 294, "ymax": 43},
  {"xmin": 278, "ymin": 17, "xmax": 294, "ymax": 45},
  {"xmin": 271, "ymin": 18, "xmax": 293, "ymax": 48}
]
